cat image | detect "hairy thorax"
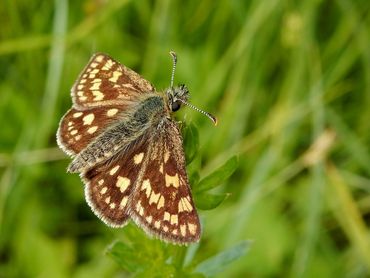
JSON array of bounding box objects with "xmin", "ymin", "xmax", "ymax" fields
[{"xmin": 68, "ymin": 95, "xmax": 166, "ymax": 173}]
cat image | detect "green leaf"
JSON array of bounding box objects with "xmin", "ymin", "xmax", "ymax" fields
[
  {"xmin": 182, "ymin": 122, "xmax": 199, "ymax": 165},
  {"xmin": 195, "ymin": 156, "xmax": 238, "ymax": 193},
  {"xmin": 194, "ymin": 192, "xmax": 229, "ymax": 210},
  {"xmin": 106, "ymin": 241, "xmax": 143, "ymax": 273},
  {"xmin": 184, "ymin": 242, "xmax": 201, "ymax": 267},
  {"xmin": 194, "ymin": 241, "xmax": 251, "ymax": 277},
  {"xmin": 189, "ymin": 171, "xmax": 200, "ymax": 187}
]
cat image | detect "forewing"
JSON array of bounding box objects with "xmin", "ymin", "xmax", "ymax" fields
[
  {"xmin": 71, "ymin": 53, "xmax": 155, "ymax": 108},
  {"xmin": 82, "ymin": 139, "xmax": 150, "ymax": 227},
  {"xmin": 130, "ymin": 120, "xmax": 201, "ymax": 244},
  {"xmin": 57, "ymin": 105, "xmax": 126, "ymax": 156}
]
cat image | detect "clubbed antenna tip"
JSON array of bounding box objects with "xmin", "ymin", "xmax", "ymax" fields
[
  {"xmin": 169, "ymin": 51, "xmax": 177, "ymax": 63},
  {"xmin": 212, "ymin": 115, "xmax": 218, "ymax": 126}
]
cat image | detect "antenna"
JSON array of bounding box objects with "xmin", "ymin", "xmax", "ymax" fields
[
  {"xmin": 178, "ymin": 99, "xmax": 218, "ymax": 126},
  {"xmin": 169, "ymin": 51, "xmax": 177, "ymax": 89},
  {"xmin": 169, "ymin": 51, "xmax": 218, "ymax": 126}
]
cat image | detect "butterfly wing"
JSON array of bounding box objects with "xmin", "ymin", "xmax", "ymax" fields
[
  {"xmin": 82, "ymin": 137, "xmax": 150, "ymax": 227},
  {"xmin": 57, "ymin": 106, "xmax": 127, "ymax": 156},
  {"xmin": 58, "ymin": 52, "xmax": 155, "ymax": 157},
  {"xmin": 129, "ymin": 120, "xmax": 201, "ymax": 244},
  {"xmin": 71, "ymin": 53, "xmax": 155, "ymax": 109}
]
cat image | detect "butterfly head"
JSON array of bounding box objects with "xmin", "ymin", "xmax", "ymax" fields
[{"xmin": 166, "ymin": 84, "xmax": 189, "ymax": 112}]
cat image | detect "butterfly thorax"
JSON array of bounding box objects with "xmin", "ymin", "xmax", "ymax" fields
[{"xmin": 68, "ymin": 95, "xmax": 168, "ymax": 173}]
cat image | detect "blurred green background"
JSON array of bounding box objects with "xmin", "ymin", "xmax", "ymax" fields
[{"xmin": 1, "ymin": 0, "xmax": 370, "ymax": 277}]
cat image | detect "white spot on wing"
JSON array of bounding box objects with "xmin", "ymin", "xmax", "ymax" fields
[
  {"xmin": 133, "ymin": 152, "xmax": 144, "ymax": 164},
  {"xmin": 73, "ymin": 112, "xmax": 83, "ymax": 118},
  {"xmin": 164, "ymin": 211, "xmax": 170, "ymax": 222},
  {"xmin": 90, "ymin": 82, "xmax": 101, "ymax": 90},
  {"xmin": 165, "ymin": 173, "xmax": 180, "ymax": 188},
  {"xmin": 146, "ymin": 216, "xmax": 153, "ymax": 224},
  {"xmin": 109, "ymin": 71, "xmax": 122, "ymax": 83},
  {"xmin": 95, "ymin": 55, "xmax": 104, "ymax": 62},
  {"xmin": 87, "ymin": 126, "xmax": 98, "ymax": 134},
  {"xmin": 109, "ymin": 165, "xmax": 120, "ymax": 175},
  {"xmin": 116, "ymin": 176, "xmax": 130, "ymax": 192},
  {"xmin": 102, "ymin": 59, "xmax": 114, "ymax": 70},
  {"xmin": 120, "ymin": 196, "xmax": 128, "ymax": 208},
  {"xmin": 141, "ymin": 179, "xmax": 152, "ymax": 198},
  {"xmin": 88, "ymin": 69, "xmax": 99, "ymax": 79},
  {"xmin": 136, "ymin": 201, "xmax": 144, "ymax": 216},
  {"xmin": 83, "ymin": 113, "xmax": 95, "ymax": 125},
  {"xmin": 107, "ymin": 108, "xmax": 118, "ymax": 117},
  {"xmin": 180, "ymin": 224, "xmax": 186, "ymax": 236},
  {"xmin": 170, "ymin": 214, "xmax": 178, "ymax": 225},
  {"xmin": 92, "ymin": 90, "xmax": 104, "ymax": 101},
  {"xmin": 178, "ymin": 197, "xmax": 193, "ymax": 212},
  {"xmin": 149, "ymin": 191, "xmax": 160, "ymax": 204},
  {"xmin": 188, "ymin": 223, "xmax": 197, "ymax": 235}
]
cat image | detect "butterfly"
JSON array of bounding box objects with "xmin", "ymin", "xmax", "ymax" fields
[{"xmin": 56, "ymin": 52, "xmax": 216, "ymax": 245}]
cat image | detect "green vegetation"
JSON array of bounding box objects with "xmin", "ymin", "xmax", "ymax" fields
[{"xmin": 1, "ymin": 0, "xmax": 370, "ymax": 277}]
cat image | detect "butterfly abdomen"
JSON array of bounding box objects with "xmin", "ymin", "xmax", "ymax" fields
[{"xmin": 68, "ymin": 96, "xmax": 166, "ymax": 173}]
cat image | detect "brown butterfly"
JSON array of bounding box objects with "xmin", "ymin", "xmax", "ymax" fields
[{"xmin": 56, "ymin": 52, "xmax": 216, "ymax": 244}]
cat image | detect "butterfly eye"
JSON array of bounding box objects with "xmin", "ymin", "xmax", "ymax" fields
[{"xmin": 171, "ymin": 101, "xmax": 181, "ymax": 112}]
